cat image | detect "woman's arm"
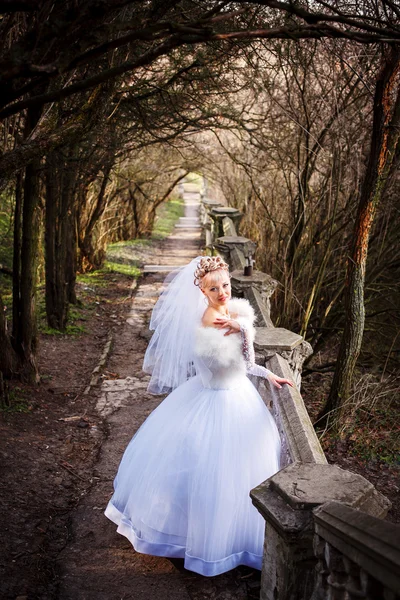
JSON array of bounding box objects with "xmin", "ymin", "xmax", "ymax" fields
[
  {"xmin": 213, "ymin": 316, "xmax": 241, "ymax": 335},
  {"xmin": 214, "ymin": 316, "xmax": 293, "ymax": 389}
]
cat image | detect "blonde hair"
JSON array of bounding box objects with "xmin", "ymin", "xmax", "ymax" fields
[{"xmin": 194, "ymin": 256, "xmax": 229, "ymax": 288}]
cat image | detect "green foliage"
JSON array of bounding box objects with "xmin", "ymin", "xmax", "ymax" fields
[
  {"xmin": 152, "ymin": 197, "xmax": 184, "ymax": 240},
  {"xmin": 106, "ymin": 239, "xmax": 150, "ymax": 269},
  {"xmin": 0, "ymin": 386, "xmax": 30, "ymax": 414},
  {"xmin": 0, "ymin": 205, "xmax": 13, "ymax": 269},
  {"xmin": 185, "ymin": 172, "xmax": 202, "ymax": 186},
  {"xmin": 0, "ymin": 192, "xmax": 14, "ymax": 299},
  {"xmin": 108, "ymin": 239, "xmax": 151, "ymax": 249},
  {"xmin": 76, "ymin": 270, "xmax": 109, "ymax": 288},
  {"xmin": 37, "ymin": 284, "xmax": 93, "ymax": 336},
  {"xmin": 41, "ymin": 323, "xmax": 86, "ymax": 336},
  {"xmin": 102, "ymin": 260, "xmax": 141, "ymax": 277},
  {"xmin": 77, "ymin": 260, "xmax": 140, "ymax": 285},
  {"xmin": 0, "ymin": 291, "xmax": 12, "ymax": 309}
]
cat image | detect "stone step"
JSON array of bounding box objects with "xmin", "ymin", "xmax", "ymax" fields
[
  {"xmin": 182, "ymin": 195, "xmax": 201, "ymax": 201},
  {"xmin": 143, "ymin": 265, "xmax": 184, "ymax": 273},
  {"xmin": 182, "ymin": 183, "xmax": 200, "ymax": 192}
]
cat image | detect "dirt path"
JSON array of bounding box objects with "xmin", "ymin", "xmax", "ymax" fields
[{"xmin": 57, "ymin": 192, "xmax": 260, "ymax": 599}]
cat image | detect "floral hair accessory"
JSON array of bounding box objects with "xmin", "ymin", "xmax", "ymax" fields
[{"xmin": 194, "ymin": 256, "xmax": 229, "ymax": 287}]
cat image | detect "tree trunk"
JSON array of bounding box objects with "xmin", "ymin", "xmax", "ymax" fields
[
  {"xmin": 45, "ymin": 152, "xmax": 68, "ymax": 330},
  {"xmin": 12, "ymin": 171, "xmax": 23, "ymax": 342},
  {"xmin": 0, "ymin": 294, "xmax": 19, "ymax": 379},
  {"xmin": 319, "ymin": 46, "xmax": 400, "ymax": 428},
  {"xmin": 13, "ymin": 106, "xmax": 43, "ymax": 382},
  {"xmin": 45, "ymin": 144, "xmax": 81, "ymax": 324},
  {"xmin": 66, "ymin": 200, "xmax": 78, "ymax": 304},
  {"xmin": 79, "ymin": 164, "xmax": 112, "ymax": 270}
]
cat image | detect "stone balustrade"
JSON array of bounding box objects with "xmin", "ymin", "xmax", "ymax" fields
[
  {"xmin": 200, "ymin": 196, "xmax": 395, "ymax": 600},
  {"xmin": 200, "ymin": 198, "xmax": 221, "ymax": 248},
  {"xmin": 312, "ymin": 501, "xmax": 400, "ymax": 600},
  {"xmin": 203, "ymin": 201, "xmax": 317, "ymax": 461},
  {"xmin": 251, "ymin": 464, "xmax": 391, "ymax": 600}
]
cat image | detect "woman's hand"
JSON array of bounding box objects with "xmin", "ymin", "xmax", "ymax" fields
[
  {"xmin": 267, "ymin": 373, "xmax": 294, "ymax": 389},
  {"xmin": 214, "ymin": 317, "xmax": 241, "ymax": 336}
]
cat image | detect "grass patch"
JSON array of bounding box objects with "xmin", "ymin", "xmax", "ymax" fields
[
  {"xmin": 106, "ymin": 240, "xmax": 149, "ymax": 269},
  {"xmin": 152, "ymin": 197, "xmax": 184, "ymax": 240},
  {"xmin": 37, "ymin": 256, "xmax": 140, "ymax": 337},
  {"xmin": 41, "ymin": 323, "xmax": 86, "ymax": 336},
  {"xmin": 102, "ymin": 260, "xmax": 141, "ymax": 277},
  {"xmin": 77, "ymin": 259, "xmax": 141, "ymax": 284},
  {"xmin": 108, "ymin": 239, "xmax": 151, "ymax": 249},
  {"xmin": 37, "ymin": 283, "xmax": 95, "ymax": 337},
  {"xmin": 0, "ymin": 386, "xmax": 30, "ymax": 414},
  {"xmin": 76, "ymin": 271, "xmax": 109, "ymax": 288}
]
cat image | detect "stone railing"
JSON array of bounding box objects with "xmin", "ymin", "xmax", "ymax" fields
[
  {"xmin": 202, "ymin": 199, "xmax": 323, "ymax": 467},
  {"xmin": 200, "ymin": 198, "xmax": 394, "ymax": 600},
  {"xmin": 312, "ymin": 501, "xmax": 400, "ymax": 600}
]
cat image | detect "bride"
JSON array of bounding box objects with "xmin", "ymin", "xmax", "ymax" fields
[{"xmin": 105, "ymin": 255, "xmax": 293, "ymax": 577}]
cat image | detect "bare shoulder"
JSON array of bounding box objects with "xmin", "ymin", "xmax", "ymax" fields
[{"xmin": 201, "ymin": 306, "xmax": 220, "ymax": 328}]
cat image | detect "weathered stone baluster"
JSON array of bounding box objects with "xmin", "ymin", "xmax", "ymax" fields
[
  {"xmin": 200, "ymin": 198, "xmax": 221, "ymax": 248},
  {"xmin": 250, "ymin": 464, "xmax": 391, "ymax": 600},
  {"xmin": 313, "ymin": 533, "xmax": 330, "ymax": 600},
  {"xmin": 209, "ymin": 206, "xmax": 243, "ymax": 239},
  {"xmin": 325, "ymin": 542, "xmax": 347, "ymax": 599},
  {"xmin": 312, "ymin": 502, "xmax": 399, "ymax": 600}
]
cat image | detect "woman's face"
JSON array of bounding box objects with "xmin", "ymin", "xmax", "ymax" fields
[{"xmin": 201, "ymin": 269, "xmax": 231, "ymax": 308}]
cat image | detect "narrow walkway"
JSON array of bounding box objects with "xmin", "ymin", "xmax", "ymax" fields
[
  {"xmin": 57, "ymin": 186, "xmax": 257, "ymax": 600},
  {"xmin": 143, "ymin": 188, "xmax": 201, "ymax": 272}
]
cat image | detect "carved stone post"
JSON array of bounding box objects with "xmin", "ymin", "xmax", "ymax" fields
[
  {"xmin": 201, "ymin": 198, "xmax": 221, "ymax": 248},
  {"xmin": 201, "ymin": 198, "xmax": 221, "ymax": 222},
  {"xmin": 209, "ymin": 207, "xmax": 243, "ymax": 238},
  {"xmin": 230, "ymin": 270, "xmax": 279, "ymax": 327},
  {"xmin": 250, "ymin": 463, "xmax": 392, "ymax": 600},
  {"xmin": 215, "ymin": 236, "xmax": 256, "ymax": 271},
  {"xmin": 255, "ymin": 329, "xmax": 312, "ymax": 388}
]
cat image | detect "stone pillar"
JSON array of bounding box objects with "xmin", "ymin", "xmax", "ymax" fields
[
  {"xmin": 201, "ymin": 198, "xmax": 221, "ymax": 248},
  {"xmin": 250, "ymin": 462, "xmax": 392, "ymax": 600},
  {"xmin": 201, "ymin": 198, "xmax": 221, "ymax": 219},
  {"xmin": 230, "ymin": 270, "xmax": 279, "ymax": 327},
  {"xmin": 254, "ymin": 328, "xmax": 312, "ymax": 388},
  {"xmin": 209, "ymin": 207, "xmax": 243, "ymax": 238},
  {"xmin": 215, "ymin": 236, "xmax": 256, "ymax": 271}
]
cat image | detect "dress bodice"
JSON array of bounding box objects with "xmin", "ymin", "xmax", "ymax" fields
[{"xmin": 194, "ymin": 298, "xmax": 255, "ymax": 390}]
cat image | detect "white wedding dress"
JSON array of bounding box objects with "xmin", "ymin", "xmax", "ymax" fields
[{"xmin": 105, "ymin": 298, "xmax": 281, "ymax": 576}]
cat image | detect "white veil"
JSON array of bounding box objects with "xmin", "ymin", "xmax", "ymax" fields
[{"xmin": 143, "ymin": 256, "xmax": 205, "ymax": 394}]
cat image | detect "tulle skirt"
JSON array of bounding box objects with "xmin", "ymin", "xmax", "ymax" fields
[{"xmin": 105, "ymin": 375, "xmax": 281, "ymax": 577}]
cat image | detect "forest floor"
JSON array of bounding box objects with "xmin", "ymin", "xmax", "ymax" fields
[{"xmin": 0, "ymin": 197, "xmax": 399, "ymax": 600}]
